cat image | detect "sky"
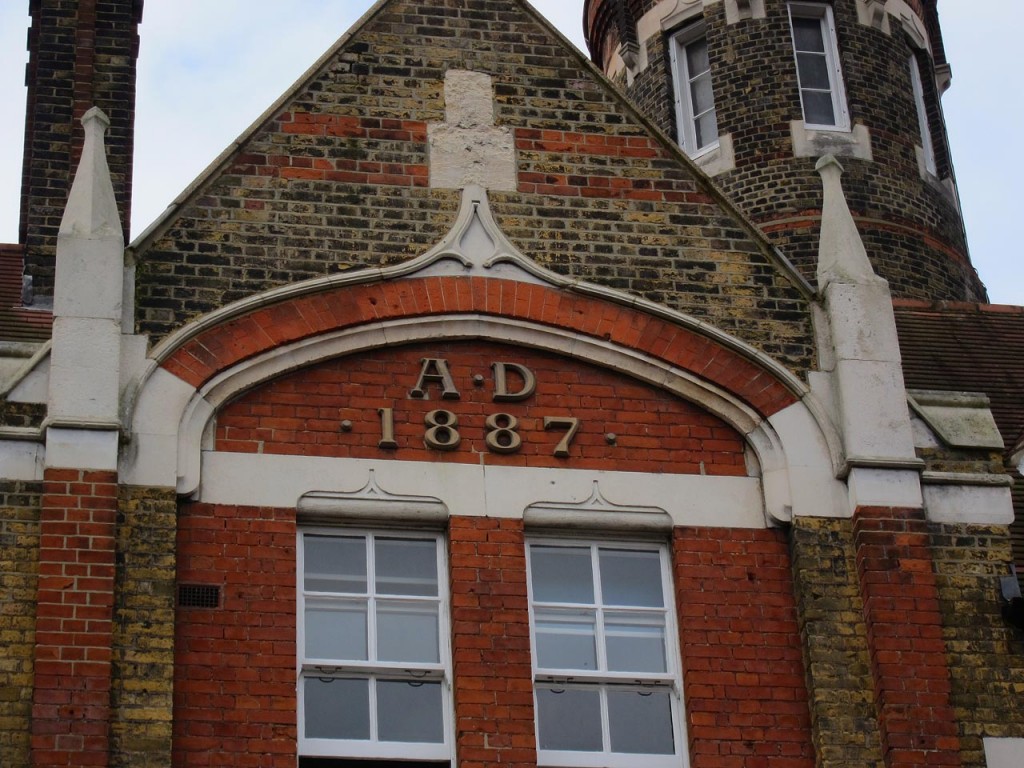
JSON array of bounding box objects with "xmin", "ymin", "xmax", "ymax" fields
[{"xmin": 0, "ymin": 0, "xmax": 1020, "ymax": 305}]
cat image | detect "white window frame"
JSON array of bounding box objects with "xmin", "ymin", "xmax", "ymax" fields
[
  {"xmin": 669, "ymin": 23, "xmax": 719, "ymax": 157},
  {"xmin": 297, "ymin": 528, "xmax": 453, "ymax": 762},
  {"xmin": 526, "ymin": 539, "xmax": 689, "ymax": 768},
  {"xmin": 908, "ymin": 53, "xmax": 937, "ymax": 176},
  {"xmin": 788, "ymin": 3, "xmax": 850, "ymax": 131}
]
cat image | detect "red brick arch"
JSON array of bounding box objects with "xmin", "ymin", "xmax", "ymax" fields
[{"xmin": 160, "ymin": 275, "xmax": 799, "ymax": 417}]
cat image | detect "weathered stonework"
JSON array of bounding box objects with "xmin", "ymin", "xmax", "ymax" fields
[
  {"xmin": 585, "ymin": 0, "xmax": 985, "ymax": 302},
  {"xmin": 132, "ymin": 0, "xmax": 816, "ymax": 376},
  {"xmin": 791, "ymin": 517, "xmax": 885, "ymax": 767},
  {"xmin": 930, "ymin": 523, "xmax": 1024, "ymax": 768},
  {"xmin": 110, "ymin": 486, "xmax": 177, "ymax": 768},
  {"xmin": 0, "ymin": 481, "xmax": 41, "ymax": 768}
]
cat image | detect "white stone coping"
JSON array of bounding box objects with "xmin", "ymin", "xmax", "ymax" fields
[
  {"xmin": 44, "ymin": 427, "xmax": 118, "ymax": 472},
  {"xmin": 0, "ymin": 440, "xmax": 44, "ymax": 481},
  {"xmin": 984, "ymin": 738, "xmax": 1024, "ymax": 768},
  {"xmin": 907, "ymin": 389, "xmax": 1005, "ymax": 450},
  {"xmin": 921, "ymin": 471, "xmax": 1013, "ymax": 488},
  {"xmin": 199, "ymin": 451, "xmax": 769, "ymax": 530}
]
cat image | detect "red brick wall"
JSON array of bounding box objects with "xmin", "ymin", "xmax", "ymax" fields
[
  {"xmin": 673, "ymin": 527, "xmax": 815, "ymax": 768},
  {"xmin": 515, "ymin": 129, "xmax": 712, "ymax": 204},
  {"xmin": 853, "ymin": 507, "xmax": 961, "ymax": 768},
  {"xmin": 449, "ymin": 516, "xmax": 536, "ymax": 768},
  {"xmin": 32, "ymin": 469, "xmax": 118, "ymax": 767},
  {"xmin": 172, "ymin": 503, "xmax": 296, "ymax": 767},
  {"xmin": 214, "ymin": 340, "xmax": 748, "ymax": 474},
  {"xmin": 171, "ymin": 502, "xmax": 814, "ymax": 767},
  {"xmin": 247, "ymin": 113, "xmax": 428, "ymax": 186}
]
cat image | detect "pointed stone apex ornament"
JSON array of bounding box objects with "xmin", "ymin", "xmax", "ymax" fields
[
  {"xmin": 815, "ymin": 154, "xmax": 879, "ymax": 290},
  {"xmin": 58, "ymin": 106, "xmax": 123, "ymax": 242}
]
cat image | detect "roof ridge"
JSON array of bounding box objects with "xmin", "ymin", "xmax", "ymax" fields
[{"xmin": 893, "ymin": 298, "xmax": 1024, "ymax": 315}]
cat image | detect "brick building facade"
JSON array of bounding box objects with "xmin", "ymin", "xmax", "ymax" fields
[{"xmin": 1, "ymin": 1, "xmax": 1023, "ymax": 767}]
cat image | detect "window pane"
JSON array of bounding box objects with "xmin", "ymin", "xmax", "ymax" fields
[
  {"xmin": 535, "ymin": 608, "xmax": 597, "ymax": 671},
  {"xmin": 695, "ymin": 111, "xmax": 719, "ymax": 150},
  {"xmin": 305, "ymin": 536, "xmax": 366, "ymax": 593},
  {"xmin": 375, "ymin": 538, "xmax": 438, "ymax": 596},
  {"xmin": 797, "ymin": 52, "xmax": 831, "ymax": 91},
  {"xmin": 377, "ymin": 602, "xmax": 440, "ymax": 663},
  {"xmin": 605, "ymin": 613, "xmax": 667, "ymax": 673},
  {"xmin": 689, "ymin": 72, "xmax": 715, "ymax": 116},
  {"xmin": 305, "ymin": 599, "xmax": 367, "ymax": 661},
  {"xmin": 599, "ymin": 549, "xmax": 664, "ymax": 607},
  {"xmin": 377, "ymin": 680, "xmax": 445, "ymax": 743},
  {"xmin": 304, "ymin": 677, "xmax": 370, "ymax": 740},
  {"xmin": 685, "ymin": 38, "xmax": 709, "ymax": 76},
  {"xmin": 530, "ymin": 546, "xmax": 594, "ymax": 604},
  {"xmin": 792, "ymin": 17, "xmax": 825, "ymax": 53},
  {"xmin": 607, "ymin": 689, "xmax": 675, "ymax": 754},
  {"xmin": 802, "ymin": 90, "xmax": 836, "ymax": 125},
  {"xmin": 536, "ymin": 687, "xmax": 602, "ymax": 752}
]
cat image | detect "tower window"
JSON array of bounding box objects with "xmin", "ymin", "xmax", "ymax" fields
[
  {"xmin": 670, "ymin": 24, "xmax": 719, "ymax": 157},
  {"xmin": 298, "ymin": 530, "xmax": 452, "ymax": 762},
  {"xmin": 527, "ymin": 540, "xmax": 688, "ymax": 767},
  {"xmin": 908, "ymin": 53, "xmax": 938, "ymax": 176},
  {"xmin": 788, "ymin": 3, "xmax": 849, "ymax": 130}
]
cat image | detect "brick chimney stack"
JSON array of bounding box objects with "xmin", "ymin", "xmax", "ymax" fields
[{"xmin": 19, "ymin": 0, "xmax": 143, "ymax": 300}]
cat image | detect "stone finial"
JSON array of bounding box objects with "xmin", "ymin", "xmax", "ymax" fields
[
  {"xmin": 58, "ymin": 107, "xmax": 123, "ymax": 242},
  {"xmin": 815, "ymin": 155, "xmax": 879, "ymax": 290},
  {"xmin": 49, "ymin": 106, "xmax": 126, "ymax": 432}
]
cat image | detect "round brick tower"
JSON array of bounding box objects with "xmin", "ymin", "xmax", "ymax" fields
[{"xmin": 584, "ymin": 0, "xmax": 986, "ymax": 301}]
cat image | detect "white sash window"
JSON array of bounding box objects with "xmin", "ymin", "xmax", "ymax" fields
[
  {"xmin": 789, "ymin": 3, "xmax": 850, "ymax": 130},
  {"xmin": 527, "ymin": 540, "xmax": 689, "ymax": 768},
  {"xmin": 298, "ymin": 530, "xmax": 452, "ymax": 763},
  {"xmin": 670, "ymin": 24, "xmax": 720, "ymax": 156}
]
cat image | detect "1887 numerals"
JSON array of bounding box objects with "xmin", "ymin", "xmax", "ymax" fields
[{"xmin": 376, "ymin": 408, "xmax": 580, "ymax": 457}]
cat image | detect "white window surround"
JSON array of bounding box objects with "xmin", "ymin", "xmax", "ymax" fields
[
  {"xmin": 908, "ymin": 53, "xmax": 937, "ymax": 178},
  {"xmin": 669, "ymin": 23, "xmax": 720, "ymax": 158},
  {"xmin": 527, "ymin": 539, "xmax": 689, "ymax": 768},
  {"xmin": 788, "ymin": 3, "xmax": 850, "ymax": 132},
  {"xmin": 609, "ymin": 0, "xmax": 765, "ymax": 82},
  {"xmin": 297, "ymin": 529, "xmax": 453, "ymax": 762}
]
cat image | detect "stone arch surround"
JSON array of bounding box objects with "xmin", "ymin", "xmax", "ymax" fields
[
  {"xmin": 126, "ymin": 274, "xmax": 842, "ymax": 523},
  {"xmin": 158, "ymin": 275, "xmax": 799, "ymax": 416}
]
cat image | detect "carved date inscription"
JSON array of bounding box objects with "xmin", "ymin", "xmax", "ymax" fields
[{"xmin": 370, "ymin": 358, "xmax": 580, "ymax": 457}]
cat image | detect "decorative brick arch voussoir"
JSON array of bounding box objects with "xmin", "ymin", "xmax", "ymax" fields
[{"xmin": 159, "ymin": 276, "xmax": 799, "ymax": 418}]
